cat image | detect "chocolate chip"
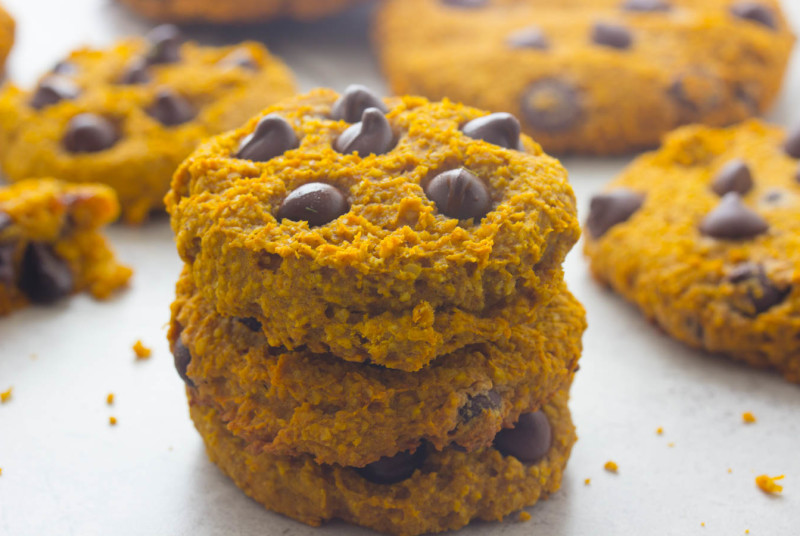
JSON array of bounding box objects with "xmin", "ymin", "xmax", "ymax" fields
[
  {"xmin": 0, "ymin": 212, "xmax": 10, "ymax": 232},
  {"xmin": 711, "ymin": 159, "xmax": 754, "ymax": 196},
  {"xmin": 783, "ymin": 125, "xmax": 800, "ymax": 158},
  {"xmin": 29, "ymin": 76, "xmax": 80, "ymax": 110},
  {"xmin": 730, "ymin": 2, "xmax": 777, "ymax": 29},
  {"xmin": 63, "ymin": 114, "xmax": 118, "ymax": 154},
  {"xmin": 237, "ymin": 317, "xmax": 262, "ymax": 332},
  {"xmin": 493, "ymin": 411, "xmax": 552, "ymax": 463},
  {"xmin": 586, "ymin": 189, "xmax": 645, "ymax": 239},
  {"xmin": 51, "ymin": 61, "xmax": 77, "ymax": 75},
  {"xmin": 146, "ymin": 88, "xmax": 195, "ymax": 126},
  {"xmin": 236, "ymin": 114, "xmax": 299, "ymax": 162},
  {"xmin": 145, "ymin": 24, "xmax": 182, "ymax": 65},
  {"xmin": 118, "ymin": 58, "xmax": 151, "ymax": 85},
  {"xmin": 621, "ymin": 0, "xmax": 671, "ymax": 11},
  {"xmin": 462, "ymin": 113, "xmax": 523, "ymax": 150},
  {"xmin": 277, "ymin": 183, "xmax": 349, "ymax": 227},
  {"xmin": 592, "ymin": 22, "xmax": 633, "ymax": 49},
  {"xmin": 669, "ymin": 71, "xmax": 724, "ymax": 112},
  {"xmin": 699, "ymin": 193, "xmax": 768, "ymax": 240},
  {"xmin": 459, "ymin": 390, "xmax": 502, "ymax": 422},
  {"xmin": 331, "ymin": 85, "xmax": 388, "ymax": 124},
  {"xmin": 763, "ymin": 190, "xmax": 784, "ymax": 204},
  {"xmin": 334, "ymin": 108, "xmax": 394, "ymax": 156},
  {"xmin": 440, "ymin": 0, "xmax": 488, "ymax": 6},
  {"xmin": 218, "ymin": 48, "xmax": 258, "ymax": 70},
  {"xmin": 356, "ymin": 445, "xmax": 426, "ymax": 485},
  {"xmin": 520, "ymin": 79, "xmax": 583, "ymax": 132},
  {"xmin": 173, "ymin": 337, "xmax": 195, "ymax": 387},
  {"xmin": 0, "ymin": 242, "xmax": 14, "ymax": 287},
  {"xmin": 727, "ymin": 262, "xmax": 789, "ymax": 315},
  {"xmin": 18, "ymin": 243, "xmax": 73, "ymax": 304},
  {"xmin": 507, "ymin": 27, "xmax": 549, "ymax": 50},
  {"xmin": 424, "ymin": 169, "xmax": 491, "ymax": 221}
]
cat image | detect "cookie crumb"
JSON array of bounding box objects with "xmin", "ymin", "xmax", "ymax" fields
[
  {"xmin": 745, "ymin": 530, "xmax": 750, "ymax": 534},
  {"xmin": 667, "ymin": 442, "xmax": 675, "ymax": 448},
  {"xmin": 755, "ymin": 474, "xmax": 783, "ymax": 494},
  {"xmin": 604, "ymin": 461, "xmax": 618, "ymax": 473},
  {"xmin": 656, "ymin": 427, "xmax": 664, "ymax": 435},
  {"xmin": 518, "ymin": 511, "xmax": 531, "ymax": 522},
  {"xmin": 701, "ymin": 522, "xmax": 706, "ymax": 527},
  {"xmin": 133, "ymin": 340, "xmax": 152, "ymax": 360},
  {"xmin": 0, "ymin": 468, "xmax": 3, "ymax": 476},
  {"xmin": 728, "ymin": 468, "xmax": 733, "ymax": 474},
  {"xmin": 584, "ymin": 478, "xmax": 591, "ymax": 486},
  {"xmin": 742, "ymin": 412, "xmax": 757, "ymax": 424},
  {"xmin": 0, "ymin": 387, "xmax": 11, "ymax": 403},
  {"xmin": 109, "ymin": 416, "xmax": 118, "ymax": 426},
  {"xmin": 106, "ymin": 393, "xmax": 115, "ymax": 405}
]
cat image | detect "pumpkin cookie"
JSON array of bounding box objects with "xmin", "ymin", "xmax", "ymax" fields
[
  {"xmin": 190, "ymin": 387, "xmax": 575, "ymax": 536},
  {"xmin": 117, "ymin": 0, "xmax": 369, "ymax": 22},
  {"xmin": 584, "ymin": 120, "xmax": 800, "ymax": 383},
  {"xmin": 0, "ymin": 3, "xmax": 13, "ymax": 74},
  {"xmin": 375, "ymin": 0, "xmax": 795, "ymax": 155},
  {"xmin": 166, "ymin": 87, "xmax": 579, "ymax": 371},
  {"xmin": 0, "ymin": 179, "xmax": 132, "ymax": 316},
  {"xmin": 0, "ymin": 25, "xmax": 296, "ymax": 224}
]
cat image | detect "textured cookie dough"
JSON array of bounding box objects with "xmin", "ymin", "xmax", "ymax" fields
[
  {"xmin": 0, "ymin": 179, "xmax": 132, "ymax": 316},
  {"xmin": 0, "ymin": 26, "xmax": 296, "ymax": 224},
  {"xmin": 190, "ymin": 388, "xmax": 575, "ymax": 536},
  {"xmin": 167, "ymin": 88, "xmax": 579, "ymax": 371},
  {"xmin": 169, "ymin": 268, "xmax": 584, "ymax": 466},
  {"xmin": 118, "ymin": 0, "xmax": 369, "ymax": 22},
  {"xmin": 584, "ymin": 120, "xmax": 800, "ymax": 383},
  {"xmin": 0, "ymin": 3, "xmax": 13, "ymax": 73},
  {"xmin": 375, "ymin": 0, "xmax": 795, "ymax": 155}
]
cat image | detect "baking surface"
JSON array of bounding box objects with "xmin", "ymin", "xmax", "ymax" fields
[{"xmin": 0, "ymin": 1, "xmax": 798, "ymax": 534}]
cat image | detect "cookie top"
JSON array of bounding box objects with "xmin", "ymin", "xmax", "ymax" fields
[
  {"xmin": 118, "ymin": 0, "xmax": 369, "ymax": 22},
  {"xmin": 584, "ymin": 120, "xmax": 800, "ymax": 382},
  {"xmin": 167, "ymin": 87, "xmax": 579, "ymax": 371},
  {"xmin": 0, "ymin": 3, "xmax": 13, "ymax": 73},
  {"xmin": 376, "ymin": 0, "xmax": 795, "ymax": 155},
  {"xmin": 0, "ymin": 25, "xmax": 296, "ymax": 224}
]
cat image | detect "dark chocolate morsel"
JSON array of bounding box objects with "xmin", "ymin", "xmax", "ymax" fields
[
  {"xmin": 237, "ymin": 317, "xmax": 262, "ymax": 332},
  {"xmin": 440, "ymin": 0, "xmax": 488, "ymax": 6},
  {"xmin": 18, "ymin": 243, "xmax": 74, "ymax": 304},
  {"xmin": 506, "ymin": 27, "xmax": 549, "ymax": 50},
  {"xmin": 51, "ymin": 61, "xmax": 77, "ymax": 75},
  {"xmin": 334, "ymin": 107, "xmax": 394, "ymax": 156},
  {"xmin": 783, "ymin": 125, "xmax": 800, "ymax": 158},
  {"xmin": 459, "ymin": 390, "xmax": 502, "ymax": 422},
  {"xmin": 727, "ymin": 262, "xmax": 789, "ymax": 314},
  {"xmin": 621, "ymin": 0, "xmax": 671, "ymax": 11},
  {"xmin": 356, "ymin": 444, "xmax": 427, "ymax": 485},
  {"xmin": 118, "ymin": 58, "xmax": 152, "ymax": 85},
  {"xmin": 236, "ymin": 114, "xmax": 299, "ymax": 162},
  {"xmin": 592, "ymin": 22, "xmax": 633, "ymax": 49},
  {"xmin": 218, "ymin": 48, "xmax": 259, "ymax": 70},
  {"xmin": 520, "ymin": 79, "xmax": 583, "ymax": 132},
  {"xmin": 331, "ymin": 85, "xmax": 388, "ymax": 123},
  {"xmin": 462, "ymin": 112, "xmax": 522, "ymax": 150},
  {"xmin": 0, "ymin": 242, "xmax": 14, "ymax": 287},
  {"xmin": 146, "ymin": 88, "xmax": 196, "ymax": 126},
  {"xmin": 63, "ymin": 114, "xmax": 118, "ymax": 154},
  {"xmin": 586, "ymin": 189, "xmax": 645, "ymax": 239},
  {"xmin": 493, "ymin": 410, "xmax": 552, "ymax": 463},
  {"xmin": 711, "ymin": 159, "xmax": 754, "ymax": 196},
  {"xmin": 29, "ymin": 76, "xmax": 81, "ymax": 110},
  {"xmin": 699, "ymin": 192, "xmax": 768, "ymax": 240},
  {"xmin": 173, "ymin": 337, "xmax": 195, "ymax": 387},
  {"xmin": 730, "ymin": 2, "xmax": 777, "ymax": 29},
  {"xmin": 424, "ymin": 169, "xmax": 491, "ymax": 221},
  {"xmin": 145, "ymin": 24, "xmax": 183, "ymax": 65},
  {"xmin": 668, "ymin": 71, "xmax": 724, "ymax": 112},
  {"xmin": 277, "ymin": 183, "xmax": 349, "ymax": 227}
]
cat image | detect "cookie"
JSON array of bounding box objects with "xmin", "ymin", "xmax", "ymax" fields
[
  {"xmin": 0, "ymin": 179, "xmax": 132, "ymax": 316},
  {"xmin": 166, "ymin": 87, "xmax": 579, "ymax": 371},
  {"xmin": 0, "ymin": 25, "xmax": 296, "ymax": 224},
  {"xmin": 375, "ymin": 0, "xmax": 795, "ymax": 155},
  {"xmin": 584, "ymin": 120, "xmax": 800, "ymax": 383},
  {"xmin": 117, "ymin": 0, "xmax": 369, "ymax": 22},
  {"xmin": 0, "ymin": 2, "xmax": 13, "ymax": 74},
  {"xmin": 190, "ymin": 387, "xmax": 575, "ymax": 536},
  {"xmin": 169, "ymin": 268, "xmax": 584, "ymax": 466}
]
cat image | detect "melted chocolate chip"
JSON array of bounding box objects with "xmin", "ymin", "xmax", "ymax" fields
[
  {"xmin": 462, "ymin": 113, "xmax": 523, "ymax": 150},
  {"xmin": 592, "ymin": 22, "xmax": 633, "ymax": 49},
  {"xmin": 356, "ymin": 445, "xmax": 426, "ymax": 485},
  {"xmin": 507, "ymin": 27, "xmax": 549, "ymax": 50},
  {"xmin": 237, "ymin": 317, "xmax": 262, "ymax": 332},
  {"xmin": 520, "ymin": 79, "xmax": 583, "ymax": 132},
  {"xmin": 727, "ymin": 262, "xmax": 789, "ymax": 314},
  {"xmin": 218, "ymin": 48, "xmax": 259, "ymax": 71},
  {"xmin": 119, "ymin": 58, "xmax": 151, "ymax": 85},
  {"xmin": 424, "ymin": 169, "xmax": 491, "ymax": 221},
  {"xmin": 440, "ymin": 0, "xmax": 488, "ymax": 6},
  {"xmin": 783, "ymin": 125, "xmax": 800, "ymax": 158},
  {"xmin": 173, "ymin": 337, "xmax": 195, "ymax": 387},
  {"xmin": 29, "ymin": 76, "xmax": 80, "ymax": 110},
  {"xmin": 145, "ymin": 24, "xmax": 183, "ymax": 65},
  {"xmin": 0, "ymin": 242, "xmax": 14, "ymax": 287},
  {"xmin": 493, "ymin": 411, "xmax": 552, "ymax": 463},
  {"xmin": 18, "ymin": 243, "xmax": 73, "ymax": 304},
  {"xmin": 699, "ymin": 193, "xmax": 768, "ymax": 240},
  {"xmin": 277, "ymin": 183, "xmax": 349, "ymax": 227},
  {"xmin": 586, "ymin": 189, "xmax": 645, "ymax": 239},
  {"xmin": 146, "ymin": 88, "xmax": 195, "ymax": 126},
  {"xmin": 730, "ymin": 2, "xmax": 777, "ymax": 29},
  {"xmin": 711, "ymin": 159, "xmax": 753, "ymax": 196},
  {"xmin": 331, "ymin": 85, "xmax": 388, "ymax": 123},
  {"xmin": 236, "ymin": 114, "xmax": 299, "ymax": 162},
  {"xmin": 334, "ymin": 108, "xmax": 394, "ymax": 156},
  {"xmin": 459, "ymin": 390, "xmax": 502, "ymax": 422},
  {"xmin": 669, "ymin": 71, "xmax": 724, "ymax": 112},
  {"xmin": 621, "ymin": 0, "xmax": 671, "ymax": 11},
  {"xmin": 63, "ymin": 114, "xmax": 118, "ymax": 154}
]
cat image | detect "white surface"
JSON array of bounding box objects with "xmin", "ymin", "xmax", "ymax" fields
[{"xmin": 1, "ymin": 1, "xmax": 799, "ymax": 535}]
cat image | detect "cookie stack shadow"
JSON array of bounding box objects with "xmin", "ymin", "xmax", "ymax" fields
[{"xmin": 166, "ymin": 87, "xmax": 586, "ymax": 536}]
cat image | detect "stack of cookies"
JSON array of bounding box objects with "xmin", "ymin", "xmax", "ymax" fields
[{"xmin": 166, "ymin": 86, "xmax": 586, "ymax": 535}]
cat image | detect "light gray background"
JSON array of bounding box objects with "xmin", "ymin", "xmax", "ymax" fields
[{"xmin": 1, "ymin": 1, "xmax": 799, "ymax": 535}]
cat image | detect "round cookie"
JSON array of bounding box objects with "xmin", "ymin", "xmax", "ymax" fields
[
  {"xmin": 584, "ymin": 120, "xmax": 800, "ymax": 383},
  {"xmin": 169, "ymin": 268, "xmax": 584, "ymax": 466},
  {"xmin": 189, "ymin": 388, "xmax": 575, "ymax": 536},
  {"xmin": 375, "ymin": 0, "xmax": 795, "ymax": 155},
  {"xmin": 0, "ymin": 2, "xmax": 13, "ymax": 74},
  {"xmin": 117, "ymin": 0, "xmax": 369, "ymax": 22},
  {"xmin": 0, "ymin": 25, "xmax": 296, "ymax": 224},
  {"xmin": 166, "ymin": 87, "xmax": 579, "ymax": 372}
]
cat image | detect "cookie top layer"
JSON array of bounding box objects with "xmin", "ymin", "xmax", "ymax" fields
[
  {"xmin": 376, "ymin": 0, "xmax": 795, "ymax": 155},
  {"xmin": 118, "ymin": 0, "xmax": 369, "ymax": 22},
  {"xmin": 0, "ymin": 26, "xmax": 296, "ymax": 224},
  {"xmin": 584, "ymin": 120, "xmax": 800, "ymax": 382},
  {"xmin": 167, "ymin": 87, "xmax": 579, "ymax": 371},
  {"xmin": 0, "ymin": 3, "xmax": 13, "ymax": 72}
]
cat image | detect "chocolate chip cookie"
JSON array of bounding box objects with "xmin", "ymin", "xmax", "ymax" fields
[
  {"xmin": 0, "ymin": 25, "xmax": 296, "ymax": 224},
  {"xmin": 375, "ymin": 0, "xmax": 795, "ymax": 155},
  {"xmin": 117, "ymin": 0, "xmax": 369, "ymax": 22},
  {"xmin": 584, "ymin": 120, "xmax": 800, "ymax": 382},
  {"xmin": 0, "ymin": 179, "xmax": 132, "ymax": 316},
  {"xmin": 166, "ymin": 87, "xmax": 579, "ymax": 371},
  {"xmin": 0, "ymin": 3, "xmax": 13, "ymax": 74}
]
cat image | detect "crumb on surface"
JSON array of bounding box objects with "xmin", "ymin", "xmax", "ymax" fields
[
  {"xmin": 133, "ymin": 340, "xmax": 152, "ymax": 359},
  {"xmin": 584, "ymin": 478, "xmax": 591, "ymax": 486},
  {"xmin": 668, "ymin": 442, "xmax": 675, "ymax": 448},
  {"xmin": 656, "ymin": 427, "xmax": 664, "ymax": 435},
  {"xmin": 742, "ymin": 412, "xmax": 757, "ymax": 424},
  {"xmin": 0, "ymin": 468, "xmax": 3, "ymax": 476},
  {"xmin": 1, "ymin": 387, "xmax": 12, "ymax": 403},
  {"xmin": 728, "ymin": 468, "xmax": 733, "ymax": 474},
  {"xmin": 517, "ymin": 511, "xmax": 531, "ymax": 522},
  {"xmin": 106, "ymin": 393, "xmax": 115, "ymax": 405},
  {"xmin": 745, "ymin": 530, "xmax": 750, "ymax": 534},
  {"xmin": 756, "ymin": 474, "xmax": 784, "ymax": 494},
  {"xmin": 109, "ymin": 416, "xmax": 118, "ymax": 426},
  {"xmin": 604, "ymin": 461, "xmax": 618, "ymax": 473},
  {"xmin": 701, "ymin": 522, "xmax": 706, "ymax": 527}
]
